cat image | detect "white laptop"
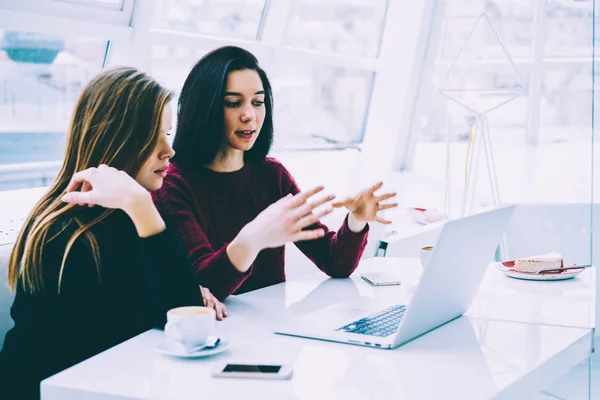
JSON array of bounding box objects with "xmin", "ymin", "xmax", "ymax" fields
[{"xmin": 274, "ymin": 205, "xmax": 515, "ymax": 349}]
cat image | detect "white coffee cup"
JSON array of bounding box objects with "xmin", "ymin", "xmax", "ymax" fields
[
  {"xmin": 165, "ymin": 306, "xmax": 216, "ymax": 350},
  {"xmin": 420, "ymin": 246, "xmax": 434, "ymax": 269}
]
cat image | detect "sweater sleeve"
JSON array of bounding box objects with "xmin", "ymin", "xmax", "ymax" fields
[
  {"xmin": 277, "ymin": 161, "xmax": 369, "ymax": 278},
  {"xmin": 154, "ymin": 178, "xmax": 251, "ymax": 300}
]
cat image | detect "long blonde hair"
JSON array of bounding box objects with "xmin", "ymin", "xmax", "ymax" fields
[{"xmin": 8, "ymin": 67, "xmax": 174, "ymax": 293}]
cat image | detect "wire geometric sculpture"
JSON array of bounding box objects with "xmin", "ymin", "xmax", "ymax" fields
[
  {"xmin": 438, "ymin": 13, "xmax": 526, "ymax": 116},
  {"xmin": 438, "ymin": 13, "xmax": 527, "ymax": 220}
]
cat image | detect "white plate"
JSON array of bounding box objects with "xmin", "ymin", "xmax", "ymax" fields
[
  {"xmin": 493, "ymin": 261, "xmax": 585, "ymax": 281},
  {"xmin": 156, "ymin": 338, "xmax": 230, "ymax": 358}
]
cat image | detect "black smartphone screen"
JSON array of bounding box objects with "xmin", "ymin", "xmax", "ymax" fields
[{"xmin": 222, "ymin": 364, "xmax": 282, "ymax": 373}]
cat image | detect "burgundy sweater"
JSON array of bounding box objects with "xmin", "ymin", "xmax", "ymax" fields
[{"xmin": 153, "ymin": 157, "xmax": 369, "ymax": 300}]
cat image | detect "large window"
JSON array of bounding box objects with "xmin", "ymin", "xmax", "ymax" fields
[
  {"xmin": 146, "ymin": 0, "xmax": 387, "ymax": 152},
  {"xmin": 148, "ymin": 45, "xmax": 375, "ymax": 150},
  {"xmin": 283, "ymin": 0, "xmax": 388, "ymax": 58},
  {"xmin": 54, "ymin": 0, "xmax": 125, "ymax": 9},
  {"xmin": 407, "ymin": 0, "xmax": 594, "ymax": 215},
  {"xmin": 272, "ymin": 63, "xmax": 374, "ymax": 149},
  {"xmin": 0, "ymin": 29, "xmax": 107, "ymax": 190},
  {"xmin": 0, "ymin": 0, "xmax": 393, "ymax": 192},
  {"xmin": 151, "ymin": 0, "xmax": 267, "ymax": 39}
]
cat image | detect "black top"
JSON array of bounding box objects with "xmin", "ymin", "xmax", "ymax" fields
[{"xmin": 0, "ymin": 210, "xmax": 203, "ymax": 400}]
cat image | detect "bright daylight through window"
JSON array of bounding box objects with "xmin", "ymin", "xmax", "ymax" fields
[{"xmin": 0, "ymin": 29, "xmax": 107, "ymax": 190}]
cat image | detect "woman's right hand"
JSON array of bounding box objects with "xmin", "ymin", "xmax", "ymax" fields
[
  {"xmin": 62, "ymin": 164, "xmax": 148, "ymax": 212},
  {"xmin": 62, "ymin": 165, "xmax": 166, "ymax": 238},
  {"xmin": 240, "ymin": 186, "xmax": 335, "ymax": 251}
]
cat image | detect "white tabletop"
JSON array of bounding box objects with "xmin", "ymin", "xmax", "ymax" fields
[
  {"xmin": 356, "ymin": 257, "xmax": 596, "ymax": 330},
  {"xmin": 42, "ymin": 258, "xmax": 594, "ymax": 400}
]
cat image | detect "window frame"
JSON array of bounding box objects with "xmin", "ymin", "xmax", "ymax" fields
[{"xmin": 0, "ymin": 0, "xmax": 432, "ymax": 174}]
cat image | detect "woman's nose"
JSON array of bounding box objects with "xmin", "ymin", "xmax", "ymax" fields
[
  {"xmin": 161, "ymin": 141, "xmax": 175, "ymax": 159},
  {"xmin": 240, "ymin": 105, "xmax": 255, "ymax": 122}
]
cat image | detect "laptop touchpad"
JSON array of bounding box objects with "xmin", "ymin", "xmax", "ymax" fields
[{"xmin": 288, "ymin": 304, "xmax": 368, "ymax": 331}]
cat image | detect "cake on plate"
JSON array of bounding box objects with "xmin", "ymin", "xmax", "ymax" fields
[{"xmin": 514, "ymin": 252, "xmax": 563, "ymax": 273}]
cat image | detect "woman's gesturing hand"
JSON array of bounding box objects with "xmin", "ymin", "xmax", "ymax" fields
[{"xmin": 241, "ymin": 186, "xmax": 335, "ymax": 251}]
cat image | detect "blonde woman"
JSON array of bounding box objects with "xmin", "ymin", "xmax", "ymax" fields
[{"xmin": 0, "ymin": 67, "xmax": 225, "ymax": 400}]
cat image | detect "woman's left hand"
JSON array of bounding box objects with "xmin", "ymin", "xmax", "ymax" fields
[
  {"xmin": 200, "ymin": 286, "xmax": 228, "ymax": 321},
  {"xmin": 332, "ymin": 181, "xmax": 397, "ymax": 224}
]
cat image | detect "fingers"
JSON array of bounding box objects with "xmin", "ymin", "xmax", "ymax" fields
[
  {"xmin": 309, "ymin": 194, "xmax": 335, "ymax": 210},
  {"xmin": 62, "ymin": 190, "xmax": 95, "ymax": 205},
  {"xmin": 202, "ymin": 292, "xmax": 220, "ymax": 320},
  {"xmin": 292, "ymin": 228, "xmax": 326, "ymax": 242},
  {"xmin": 377, "ymin": 202, "xmax": 398, "ymax": 211},
  {"xmin": 201, "ymin": 286, "xmax": 227, "ymax": 320},
  {"xmin": 294, "ymin": 206, "xmax": 333, "ymax": 230},
  {"xmin": 77, "ymin": 182, "xmax": 94, "ymax": 207},
  {"xmin": 291, "ymin": 194, "xmax": 335, "ymax": 220},
  {"xmin": 215, "ymin": 301, "xmax": 228, "ymax": 320},
  {"xmin": 374, "ymin": 192, "xmax": 396, "ymax": 203},
  {"xmin": 362, "ymin": 181, "xmax": 384, "ymax": 196},
  {"xmin": 204, "ymin": 295, "xmax": 215, "ymax": 310},
  {"xmin": 65, "ymin": 168, "xmax": 97, "ymax": 193},
  {"xmin": 331, "ymin": 198, "xmax": 350, "ymax": 208},
  {"xmin": 287, "ymin": 186, "xmax": 324, "ymax": 208},
  {"xmin": 375, "ymin": 216, "xmax": 393, "ymax": 224}
]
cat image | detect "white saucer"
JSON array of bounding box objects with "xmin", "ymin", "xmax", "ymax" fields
[
  {"xmin": 493, "ymin": 261, "xmax": 585, "ymax": 281},
  {"xmin": 156, "ymin": 338, "xmax": 230, "ymax": 358}
]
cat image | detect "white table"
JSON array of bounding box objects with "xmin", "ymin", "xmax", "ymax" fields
[
  {"xmin": 357, "ymin": 257, "xmax": 595, "ymax": 330},
  {"xmin": 42, "ymin": 258, "xmax": 594, "ymax": 400}
]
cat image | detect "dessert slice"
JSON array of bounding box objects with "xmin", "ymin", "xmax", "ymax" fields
[{"xmin": 514, "ymin": 252, "xmax": 563, "ymax": 273}]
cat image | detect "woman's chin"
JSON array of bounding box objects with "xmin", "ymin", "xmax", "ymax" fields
[
  {"xmin": 141, "ymin": 177, "xmax": 163, "ymax": 192},
  {"xmin": 229, "ymin": 137, "xmax": 257, "ymax": 151}
]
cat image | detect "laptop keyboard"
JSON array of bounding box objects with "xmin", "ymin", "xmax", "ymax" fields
[{"xmin": 336, "ymin": 305, "xmax": 406, "ymax": 337}]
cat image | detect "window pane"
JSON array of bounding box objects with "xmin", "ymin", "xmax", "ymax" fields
[
  {"xmin": 149, "ymin": 45, "xmax": 216, "ymax": 138},
  {"xmin": 149, "ymin": 45, "xmax": 374, "ymax": 150},
  {"xmin": 442, "ymin": 0, "xmax": 534, "ymax": 60},
  {"xmin": 272, "ymin": 64, "xmax": 374, "ymax": 149},
  {"xmin": 541, "ymin": 65, "xmax": 592, "ymax": 142},
  {"xmin": 53, "ymin": 0, "xmax": 124, "ymax": 9},
  {"xmin": 0, "ymin": 30, "xmax": 107, "ymax": 191},
  {"xmin": 544, "ymin": 0, "xmax": 595, "ymax": 57},
  {"xmin": 150, "ymin": 45, "xmax": 212, "ymax": 94},
  {"xmin": 283, "ymin": 0, "xmax": 388, "ymax": 58},
  {"xmin": 151, "ymin": 0, "xmax": 267, "ymax": 39},
  {"xmin": 410, "ymin": 0, "xmax": 593, "ymax": 217}
]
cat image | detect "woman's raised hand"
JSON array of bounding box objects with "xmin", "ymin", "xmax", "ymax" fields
[
  {"xmin": 332, "ymin": 181, "xmax": 397, "ymax": 225},
  {"xmin": 240, "ymin": 186, "xmax": 335, "ymax": 250},
  {"xmin": 62, "ymin": 164, "xmax": 165, "ymax": 238},
  {"xmin": 62, "ymin": 164, "xmax": 148, "ymax": 213}
]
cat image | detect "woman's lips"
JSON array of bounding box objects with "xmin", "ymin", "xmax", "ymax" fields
[
  {"xmin": 154, "ymin": 169, "xmax": 167, "ymax": 178},
  {"xmin": 236, "ymin": 130, "xmax": 256, "ymax": 139}
]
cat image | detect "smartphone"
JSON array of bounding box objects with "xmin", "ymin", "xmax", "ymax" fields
[
  {"xmin": 361, "ymin": 272, "xmax": 402, "ymax": 286},
  {"xmin": 212, "ymin": 363, "xmax": 293, "ymax": 380}
]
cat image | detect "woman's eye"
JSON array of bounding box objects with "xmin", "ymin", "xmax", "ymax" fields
[
  {"xmin": 225, "ymin": 101, "xmax": 241, "ymax": 108},
  {"xmin": 252, "ymin": 101, "xmax": 265, "ymax": 106}
]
